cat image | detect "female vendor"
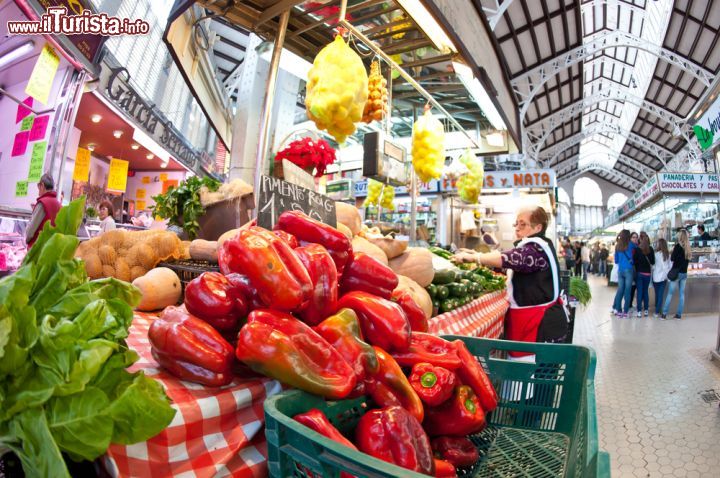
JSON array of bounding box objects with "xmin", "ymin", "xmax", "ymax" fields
[{"xmin": 453, "ymin": 206, "xmax": 568, "ymax": 351}]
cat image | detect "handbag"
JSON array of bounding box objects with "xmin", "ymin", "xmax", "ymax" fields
[{"xmin": 667, "ymin": 266, "xmax": 680, "ymax": 281}]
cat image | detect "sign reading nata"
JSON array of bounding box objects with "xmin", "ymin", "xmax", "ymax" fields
[{"xmin": 657, "ymin": 173, "xmax": 719, "ymax": 193}]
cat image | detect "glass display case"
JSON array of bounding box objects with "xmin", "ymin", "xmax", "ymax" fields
[{"xmin": 364, "ymin": 198, "xmax": 437, "ymax": 242}]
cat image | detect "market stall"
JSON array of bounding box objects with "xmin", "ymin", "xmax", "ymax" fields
[{"xmin": 604, "ymin": 172, "xmax": 720, "ymax": 313}]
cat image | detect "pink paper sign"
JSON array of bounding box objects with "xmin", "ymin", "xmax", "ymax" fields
[
  {"xmin": 29, "ymin": 115, "xmax": 50, "ymax": 141},
  {"xmin": 12, "ymin": 131, "xmax": 30, "ymax": 157},
  {"xmin": 15, "ymin": 97, "xmax": 33, "ymax": 124}
]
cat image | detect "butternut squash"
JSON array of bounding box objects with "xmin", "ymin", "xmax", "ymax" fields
[
  {"xmin": 336, "ymin": 202, "xmax": 361, "ymax": 235},
  {"xmin": 396, "ymin": 274, "xmax": 433, "ymax": 319},
  {"xmin": 388, "ymin": 248, "xmax": 434, "ymax": 287},
  {"xmin": 366, "ymin": 236, "xmax": 408, "ymax": 259},
  {"xmin": 351, "ymin": 236, "xmax": 388, "ymax": 265},
  {"xmin": 189, "ymin": 239, "xmax": 218, "ymax": 262},
  {"xmin": 133, "ymin": 267, "xmax": 182, "ymax": 312}
]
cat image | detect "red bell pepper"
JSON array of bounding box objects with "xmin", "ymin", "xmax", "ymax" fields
[
  {"xmin": 366, "ymin": 346, "xmax": 424, "ymax": 423},
  {"xmin": 433, "ymin": 459, "xmax": 457, "ymax": 477},
  {"xmin": 148, "ymin": 306, "xmax": 234, "ymax": 387},
  {"xmin": 409, "ymin": 363, "xmax": 457, "ymax": 407},
  {"xmin": 391, "ymin": 333, "xmax": 462, "ymax": 370},
  {"xmin": 340, "ymin": 252, "xmax": 398, "ymax": 299},
  {"xmin": 218, "ymin": 226, "xmax": 312, "ymax": 312},
  {"xmin": 225, "ymin": 273, "xmax": 265, "ymax": 311},
  {"xmin": 431, "ymin": 436, "xmax": 479, "ymax": 468},
  {"xmin": 184, "ymin": 271, "xmax": 247, "ymax": 331},
  {"xmin": 355, "ymin": 406, "xmax": 435, "ymax": 475},
  {"xmin": 423, "ymin": 385, "xmax": 487, "ymax": 437},
  {"xmin": 235, "ymin": 309, "xmax": 356, "ymax": 399},
  {"xmin": 391, "ymin": 289, "xmax": 429, "ymax": 332},
  {"xmin": 314, "ymin": 308, "xmax": 378, "ymax": 397},
  {"xmin": 294, "ymin": 409, "xmax": 356, "ymax": 450},
  {"xmin": 275, "ymin": 210, "xmax": 352, "ymax": 275},
  {"xmin": 295, "ymin": 244, "xmax": 338, "ymax": 326},
  {"xmin": 273, "ymin": 229, "xmax": 299, "ymax": 248},
  {"xmin": 336, "ymin": 291, "xmax": 410, "ymax": 352},
  {"xmin": 453, "ymin": 340, "xmax": 498, "ymax": 413}
]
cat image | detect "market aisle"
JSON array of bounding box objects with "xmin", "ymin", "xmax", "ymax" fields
[{"xmin": 573, "ymin": 275, "xmax": 720, "ymax": 478}]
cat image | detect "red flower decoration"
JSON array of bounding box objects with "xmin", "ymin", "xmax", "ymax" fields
[{"xmin": 275, "ymin": 137, "xmax": 337, "ymax": 177}]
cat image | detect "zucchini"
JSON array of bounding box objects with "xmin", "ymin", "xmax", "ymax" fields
[
  {"xmin": 426, "ymin": 284, "xmax": 438, "ymax": 299},
  {"xmin": 432, "ymin": 269, "xmax": 456, "ymax": 285},
  {"xmin": 435, "ymin": 285, "xmax": 449, "ymax": 300},
  {"xmin": 440, "ymin": 298, "xmax": 456, "ymax": 313},
  {"xmin": 447, "ymin": 282, "xmax": 468, "ymax": 298}
]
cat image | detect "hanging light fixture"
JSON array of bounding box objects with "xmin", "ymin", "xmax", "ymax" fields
[{"xmin": 91, "ymin": 114, "xmax": 102, "ymax": 123}]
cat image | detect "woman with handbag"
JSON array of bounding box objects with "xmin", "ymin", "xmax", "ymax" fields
[
  {"xmin": 661, "ymin": 229, "xmax": 692, "ymax": 320},
  {"xmin": 652, "ymin": 238, "xmax": 672, "ymax": 318},
  {"xmin": 612, "ymin": 230, "xmax": 637, "ymax": 318},
  {"xmin": 633, "ymin": 232, "xmax": 655, "ymax": 317}
]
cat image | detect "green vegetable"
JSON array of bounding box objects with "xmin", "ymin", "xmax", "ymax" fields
[
  {"xmin": 447, "ymin": 283, "xmax": 467, "ymax": 298},
  {"xmin": 426, "ymin": 284, "xmax": 437, "ymax": 299},
  {"xmin": 439, "ymin": 299, "xmax": 456, "ymax": 313},
  {"xmin": 151, "ymin": 176, "xmax": 220, "ymax": 240},
  {"xmin": 429, "ymin": 247, "xmax": 453, "ymax": 260},
  {"xmin": 0, "ymin": 198, "xmax": 176, "ymax": 477},
  {"xmin": 432, "ymin": 269, "xmax": 456, "ymax": 285},
  {"xmin": 435, "ymin": 285, "xmax": 449, "ymax": 300},
  {"xmin": 569, "ymin": 277, "xmax": 592, "ymax": 306}
]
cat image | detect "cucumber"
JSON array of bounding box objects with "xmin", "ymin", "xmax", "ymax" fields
[
  {"xmin": 436, "ymin": 285, "xmax": 449, "ymax": 300},
  {"xmin": 447, "ymin": 282, "xmax": 468, "ymax": 298},
  {"xmin": 440, "ymin": 298, "xmax": 456, "ymax": 313},
  {"xmin": 432, "ymin": 269, "xmax": 456, "ymax": 285},
  {"xmin": 426, "ymin": 284, "xmax": 437, "ymax": 299}
]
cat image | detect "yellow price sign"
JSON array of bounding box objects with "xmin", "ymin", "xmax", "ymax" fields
[
  {"xmin": 25, "ymin": 44, "xmax": 60, "ymax": 105},
  {"xmin": 159, "ymin": 173, "xmax": 168, "ymax": 182},
  {"xmin": 136, "ymin": 188, "xmax": 146, "ymax": 199},
  {"xmin": 73, "ymin": 147, "xmax": 91, "ymax": 182},
  {"xmin": 107, "ymin": 158, "xmax": 129, "ymax": 192},
  {"xmin": 142, "ymin": 176, "xmax": 151, "ymax": 184},
  {"xmin": 136, "ymin": 200, "xmax": 147, "ymax": 210}
]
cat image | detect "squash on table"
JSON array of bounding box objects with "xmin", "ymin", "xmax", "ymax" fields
[
  {"xmin": 388, "ymin": 247, "xmax": 434, "ymax": 287},
  {"xmin": 189, "ymin": 239, "xmax": 218, "ymax": 262},
  {"xmin": 337, "ymin": 223, "xmax": 353, "ymax": 241},
  {"xmin": 396, "ymin": 274, "xmax": 432, "ymax": 319},
  {"xmin": 218, "ymin": 228, "xmax": 241, "ymax": 249},
  {"xmin": 133, "ymin": 267, "xmax": 182, "ymax": 312},
  {"xmin": 366, "ymin": 236, "xmax": 408, "ymax": 259},
  {"xmin": 336, "ymin": 202, "xmax": 361, "ymax": 236},
  {"xmin": 351, "ymin": 236, "xmax": 388, "ymax": 265}
]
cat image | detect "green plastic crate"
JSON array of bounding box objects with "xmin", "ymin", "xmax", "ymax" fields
[{"xmin": 264, "ymin": 336, "xmax": 610, "ymax": 477}]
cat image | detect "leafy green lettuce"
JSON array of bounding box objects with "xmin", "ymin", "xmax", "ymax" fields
[{"xmin": 0, "ymin": 198, "xmax": 175, "ymax": 476}]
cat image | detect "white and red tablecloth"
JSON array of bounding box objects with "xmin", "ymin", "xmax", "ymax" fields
[
  {"xmin": 428, "ymin": 290, "xmax": 509, "ymax": 338},
  {"xmin": 104, "ymin": 313, "xmax": 282, "ymax": 478}
]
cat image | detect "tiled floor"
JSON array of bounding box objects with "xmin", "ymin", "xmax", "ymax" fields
[{"xmin": 573, "ymin": 275, "xmax": 720, "ymax": 478}]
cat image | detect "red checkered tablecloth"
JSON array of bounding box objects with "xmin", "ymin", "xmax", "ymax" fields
[
  {"xmin": 428, "ymin": 290, "xmax": 509, "ymax": 338},
  {"xmin": 104, "ymin": 313, "xmax": 282, "ymax": 478}
]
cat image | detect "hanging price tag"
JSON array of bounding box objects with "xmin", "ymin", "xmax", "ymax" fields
[
  {"xmin": 73, "ymin": 147, "xmax": 91, "ymax": 181},
  {"xmin": 28, "ymin": 141, "xmax": 47, "ymax": 182},
  {"xmin": 136, "ymin": 188, "xmax": 146, "ymax": 199},
  {"xmin": 142, "ymin": 176, "xmax": 151, "ymax": 184},
  {"xmin": 15, "ymin": 181, "xmax": 28, "ymax": 197},
  {"xmin": 107, "ymin": 158, "xmax": 129, "ymax": 192},
  {"xmin": 25, "ymin": 44, "xmax": 60, "ymax": 105}
]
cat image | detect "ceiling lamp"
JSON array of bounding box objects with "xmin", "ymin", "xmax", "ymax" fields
[
  {"xmin": 160, "ymin": 161, "xmax": 168, "ymax": 169},
  {"xmin": 131, "ymin": 144, "xmax": 139, "ymax": 150},
  {"xmin": 452, "ymin": 60, "xmax": 506, "ymax": 131},
  {"xmin": 486, "ymin": 130, "xmax": 505, "ymax": 148},
  {"xmin": 396, "ymin": 0, "xmax": 457, "ymax": 54},
  {"xmin": 87, "ymin": 144, "xmax": 95, "ymax": 151},
  {"xmin": 91, "ymin": 114, "xmax": 102, "ymax": 123},
  {"xmin": 0, "ymin": 41, "xmax": 35, "ymax": 69},
  {"xmin": 113, "ymin": 130, "xmax": 123, "ymax": 138},
  {"xmin": 146, "ymin": 154, "xmax": 154, "ymax": 160}
]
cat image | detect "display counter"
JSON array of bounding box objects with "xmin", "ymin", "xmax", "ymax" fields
[
  {"xmin": 429, "ymin": 290, "xmax": 509, "ymax": 338},
  {"xmin": 648, "ymin": 272, "xmax": 720, "ymax": 315},
  {"xmin": 105, "ymin": 313, "xmax": 282, "ymax": 477}
]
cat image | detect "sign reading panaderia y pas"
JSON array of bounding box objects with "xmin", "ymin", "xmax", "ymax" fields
[
  {"xmin": 657, "ymin": 172, "xmax": 719, "ymax": 193},
  {"xmin": 98, "ymin": 62, "xmax": 210, "ymax": 172}
]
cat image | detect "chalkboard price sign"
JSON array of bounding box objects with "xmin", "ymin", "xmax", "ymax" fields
[{"xmin": 257, "ymin": 175, "xmax": 336, "ymax": 229}]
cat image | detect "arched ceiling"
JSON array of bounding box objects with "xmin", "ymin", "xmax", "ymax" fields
[{"xmin": 478, "ymin": 0, "xmax": 720, "ymax": 191}]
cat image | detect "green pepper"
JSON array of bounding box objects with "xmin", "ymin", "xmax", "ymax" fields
[
  {"xmin": 440, "ymin": 299, "xmax": 456, "ymax": 313},
  {"xmin": 426, "ymin": 284, "xmax": 437, "ymax": 299},
  {"xmin": 436, "ymin": 285, "xmax": 449, "ymax": 300}
]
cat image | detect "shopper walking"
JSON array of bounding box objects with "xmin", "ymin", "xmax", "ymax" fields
[
  {"xmin": 652, "ymin": 238, "xmax": 672, "ymax": 318},
  {"xmin": 633, "ymin": 232, "xmax": 655, "ymax": 317},
  {"xmin": 574, "ymin": 241, "xmax": 582, "ymax": 276},
  {"xmin": 628, "ymin": 231, "xmax": 639, "ymax": 311},
  {"xmin": 564, "ymin": 240, "xmax": 575, "ymax": 272},
  {"xmin": 599, "ymin": 243, "xmax": 609, "ymax": 276},
  {"xmin": 661, "ymin": 230, "xmax": 692, "ymax": 320},
  {"xmin": 581, "ymin": 242, "xmax": 590, "ymax": 281},
  {"xmin": 612, "ymin": 230, "xmax": 636, "ymax": 318},
  {"xmin": 591, "ymin": 243, "xmax": 600, "ymax": 275},
  {"xmin": 25, "ymin": 174, "xmax": 62, "ymax": 248},
  {"xmin": 98, "ymin": 200, "xmax": 117, "ymax": 233}
]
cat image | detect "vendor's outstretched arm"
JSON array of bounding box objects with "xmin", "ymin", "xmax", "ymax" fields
[{"xmin": 477, "ymin": 251, "xmax": 502, "ymax": 269}]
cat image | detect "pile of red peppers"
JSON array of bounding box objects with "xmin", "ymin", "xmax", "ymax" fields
[{"xmin": 146, "ymin": 210, "xmax": 499, "ymax": 477}]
